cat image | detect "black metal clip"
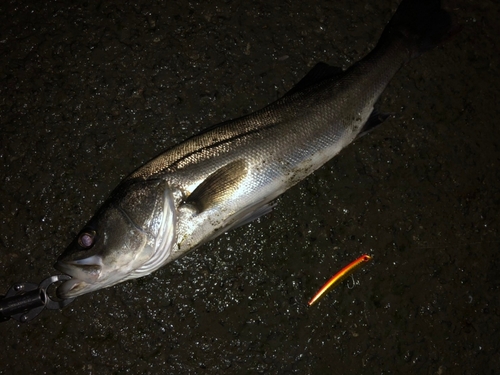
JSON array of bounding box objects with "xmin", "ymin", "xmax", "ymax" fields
[{"xmin": 0, "ymin": 275, "xmax": 75, "ymax": 323}]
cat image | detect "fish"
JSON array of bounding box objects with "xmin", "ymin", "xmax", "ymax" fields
[{"xmin": 55, "ymin": 0, "xmax": 454, "ymax": 298}]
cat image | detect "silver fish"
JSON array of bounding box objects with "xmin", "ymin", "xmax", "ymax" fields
[{"xmin": 55, "ymin": 0, "xmax": 453, "ymax": 298}]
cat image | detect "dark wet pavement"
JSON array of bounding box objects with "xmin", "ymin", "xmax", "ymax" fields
[{"xmin": 1, "ymin": 0, "xmax": 499, "ymax": 373}]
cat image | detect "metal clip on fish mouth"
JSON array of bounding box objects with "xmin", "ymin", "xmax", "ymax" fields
[{"xmin": 0, "ymin": 275, "xmax": 75, "ymax": 323}]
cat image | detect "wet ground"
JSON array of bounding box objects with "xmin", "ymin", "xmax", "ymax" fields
[{"xmin": 1, "ymin": 0, "xmax": 499, "ymax": 373}]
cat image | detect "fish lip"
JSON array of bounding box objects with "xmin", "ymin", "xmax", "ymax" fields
[
  {"xmin": 56, "ymin": 277, "xmax": 86, "ymax": 299},
  {"xmin": 54, "ymin": 255, "xmax": 103, "ymax": 277},
  {"xmin": 53, "ymin": 259, "xmax": 73, "ymax": 275}
]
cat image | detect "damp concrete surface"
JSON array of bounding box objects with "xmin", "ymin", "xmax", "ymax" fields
[{"xmin": 0, "ymin": 0, "xmax": 499, "ymax": 374}]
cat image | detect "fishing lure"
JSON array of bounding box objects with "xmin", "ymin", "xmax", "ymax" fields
[{"xmin": 308, "ymin": 254, "xmax": 372, "ymax": 306}]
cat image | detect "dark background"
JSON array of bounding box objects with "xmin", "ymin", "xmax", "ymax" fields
[{"xmin": 1, "ymin": 0, "xmax": 498, "ymax": 373}]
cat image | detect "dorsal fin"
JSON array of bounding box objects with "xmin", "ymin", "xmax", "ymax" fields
[{"xmin": 284, "ymin": 62, "xmax": 344, "ymax": 97}]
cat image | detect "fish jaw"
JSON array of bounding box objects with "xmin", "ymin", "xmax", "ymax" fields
[{"xmin": 55, "ymin": 256, "xmax": 102, "ymax": 298}]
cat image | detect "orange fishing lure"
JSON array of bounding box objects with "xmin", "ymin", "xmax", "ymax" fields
[{"xmin": 308, "ymin": 254, "xmax": 372, "ymax": 306}]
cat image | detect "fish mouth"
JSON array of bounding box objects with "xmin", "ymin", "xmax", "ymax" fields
[{"xmin": 54, "ymin": 256, "xmax": 102, "ymax": 298}]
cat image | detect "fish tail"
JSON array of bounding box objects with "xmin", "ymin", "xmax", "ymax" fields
[{"xmin": 378, "ymin": 0, "xmax": 456, "ymax": 60}]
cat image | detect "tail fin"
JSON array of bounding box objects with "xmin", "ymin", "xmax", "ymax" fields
[{"xmin": 378, "ymin": 0, "xmax": 455, "ymax": 59}]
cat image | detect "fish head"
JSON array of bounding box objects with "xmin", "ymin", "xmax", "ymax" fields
[{"xmin": 55, "ymin": 179, "xmax": 177, "ymax": 298}]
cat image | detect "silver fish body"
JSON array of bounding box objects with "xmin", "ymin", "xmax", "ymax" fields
[{"xmin": 55, "ymin": 0, "xmax": 453, "ymax": 298}]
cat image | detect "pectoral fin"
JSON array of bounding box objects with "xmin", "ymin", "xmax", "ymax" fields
[{"xmin": 186, "ymin": 159, "xmax": 248, "ymax": 211}]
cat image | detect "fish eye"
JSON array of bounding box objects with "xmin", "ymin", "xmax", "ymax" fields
[{"xmin": 78, "ymin": 230, "xmax": 96, "ymax": 249}]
